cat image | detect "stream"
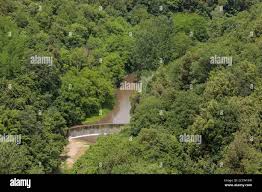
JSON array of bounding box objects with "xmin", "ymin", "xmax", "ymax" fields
[{"xmin": 61, "ymin": 74, "xmax": 138, "ymax": 169}]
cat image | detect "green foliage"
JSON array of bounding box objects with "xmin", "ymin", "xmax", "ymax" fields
[
  {"xmin": 165, "ymin": 91, "xmax": 203, "ymax": 135},
  {"xmin": 0, "ymin": 17, "xmax": 28, "ymax": 78},
  {"xmin": 217, "ymin": 132, "xmax": 262, "ymax": 174},
  {"xmin": 73, "ymin": 128, "xmax": 185, "ymax": 174},
  {"xmin": 58, "ymin": 67, "xmax": 114, "ymax": 125},
  {"xmin": 130, "ymin": 96, "xmax": 164, "ymax": 135},
  {"xmin": 73, "ymin": 1, "xmax": 262, "ymax": 174},
  {"xmin": 0, "ymin": 0, "xmax": 261, "ymax": 174},
  {"xmin": 173, "ymin": 13, "xmax": 209, "ymax": 42},
  {"xmin": 0, "ymin": 143, "xmax": 29, "ymax": 174},
  {"xmin": 131, "ymin": 16, "xmax": 175, "ymax": 71}
]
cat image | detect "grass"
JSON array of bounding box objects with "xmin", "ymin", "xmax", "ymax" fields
[{"xmin": 83, "ymin": 108, "xmax": 111, "ymax": 124}]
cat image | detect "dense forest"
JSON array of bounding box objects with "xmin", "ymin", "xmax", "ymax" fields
[{"xmin": 0, "ymin": 0, "xmax": 261, "ymax": 174}]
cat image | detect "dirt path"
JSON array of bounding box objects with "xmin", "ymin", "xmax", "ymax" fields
[{"xmin": 61, "ymin": 137, "xmax": 97, "ymax": 170}]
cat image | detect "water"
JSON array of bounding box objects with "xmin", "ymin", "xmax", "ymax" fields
[
  {"xmin": 94, "ymin": 74, "xmax": 137, "ymax": 125},
  {"xmin": 97, "ymin": 89, "xmax": 133, "ymax": 124}
]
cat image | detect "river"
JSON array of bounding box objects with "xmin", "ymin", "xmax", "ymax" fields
[
  {"xmin": 97, "ymin": 73, "xmax": 137, "ymax": 124},
  {"xmin": 61, "ymin": 74, "xmax": 137, "ymax": 169}
]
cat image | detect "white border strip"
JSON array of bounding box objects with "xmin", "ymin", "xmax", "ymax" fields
[{"xmin": 69, "ymin": 133, "xmax": 107, "ymax": 140}]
